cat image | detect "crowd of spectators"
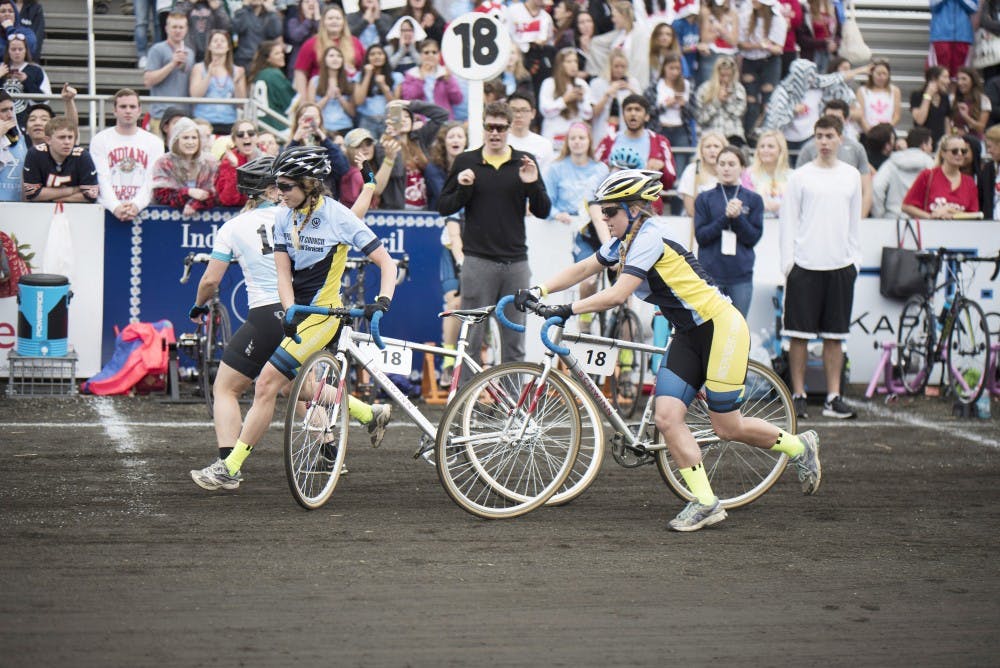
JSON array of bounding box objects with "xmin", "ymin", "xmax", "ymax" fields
[{"xmin": 5, "ymin": 0, "xmax": 1000, "ymax": 228}]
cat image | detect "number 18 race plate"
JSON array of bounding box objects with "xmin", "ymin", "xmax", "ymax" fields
[{"xmin": 357, "ymin": 341, "xmax": 413, "ymax": 375}]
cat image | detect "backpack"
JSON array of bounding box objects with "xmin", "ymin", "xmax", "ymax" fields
[{"xmin": 0, "ymin": 231, "xmax": 32, "ymax": 299}]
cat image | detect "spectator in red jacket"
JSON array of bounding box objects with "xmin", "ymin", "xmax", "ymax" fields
[
  {"xmin": 214, "ymin": 119, "xmax": 262, "ymax": 207},
  {"xmin": 152, "ymin": 116, "xmax": 218, "ymax": 216},
  {"xmin": 594, "ymin": 93, "xmax": 676, "ymax": 213}
]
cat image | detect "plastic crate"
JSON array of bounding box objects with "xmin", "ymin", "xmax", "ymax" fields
[{"xmin": 6, "ymin": 350, "xmax": 78, "ymax": 397}]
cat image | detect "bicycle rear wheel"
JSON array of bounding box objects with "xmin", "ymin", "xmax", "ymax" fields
[
  {"xmin": 201, "ymin": 304, "xmax": 232, "ymax": 418},
  {"xmin": 948, "ymin": 298, "xmax": 991, "ymax": 405},
  {"xmin": 435, "ymin": 363, "xmax": 580, "ymax": 519},
  {"xmin": 608, "ymin": 308, "xmax": 648, "ymax": 420},
  {"xmin": 284, "ymin": 350, "xmax": 349, "ymax": 510},
  {"xmin": 896, "ymin": 297, "xmax": 934, "ymax": 395},
  {"xmin": 655, "ymin": 360, "xmax": 793, "ymax": 509}
]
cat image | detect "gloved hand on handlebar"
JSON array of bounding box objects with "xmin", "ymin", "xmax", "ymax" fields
[
  {"xmin": 514, "ymin": 286, "xmax": 545, "ymax": 312},
  {"xmin": 538, "ymin": 303, "xmax": 573, "ymax": 321},
  {"xmin": 364, "ymin": 295, "xmax": 391, "ymax": 320},
  {"xmin": 189, "ymin": 303, "xmax": 209, "ymax": 321},
  {"xmin": 282, "ymin": 317, "xmax": 299, "ymax": 340}
]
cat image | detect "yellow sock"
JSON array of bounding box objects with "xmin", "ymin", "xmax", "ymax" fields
[
  {"xmin": 224, "ymin": 440, "xmax": 253, "ymax": 476},
  {"xmin": 770, "ymin": 430, "xmax": 804, "ymax": 458},
  {"xmin": 619, "ymin": 349, "xmax": 634, "ymax": 371},
  {"xmin": 679, "ymin": 463, "xmax": 716, "ymax": 505},
  {"xmin": 348, "ymin": 395, "xmax": 373, "ymax": 423},
  {"xmin": 442, "ymin": 343, "xmax": 456, "ymax": 370},
  {"xmin": 579, "ymin": 313, "xmax": 593, "ymax": 324}
]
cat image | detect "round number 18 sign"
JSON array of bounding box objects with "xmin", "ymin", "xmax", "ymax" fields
[{"xmin": 441, "ymin": 12, "xmax": 512, "ymax": 82}]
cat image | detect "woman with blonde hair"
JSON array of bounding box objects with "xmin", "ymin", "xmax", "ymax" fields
[
  {"xmin": 740, "ymin": 129, "xmax": 790, "ymax": 216},
  {"xmin": 292, "ymin": 4, "xmax": 365, "ymax": 97},
  {"xmin": 152, "ymin": 117, "xmax": 219, "ymax": 217},
  {"xmin": 190, "ymin": 30, "xmax": 247, "ymax": 135},
  {"xmin": 677, "ymin": 130, "xmax": 727, "ymax": 216},
  {"xmin": 901, "ymin": 135, "xmax": 980, "ymax": 220},
  {"xmin": 588, "ymin": 48, "xmax": 642, "ymax": 145},
  {"xmin": 539, "ymin": 47, "xmax": 594, "ymax": 151},
  {"xmin": 695, "ymin": 56, "xmax": 747, "ymax": 144}
]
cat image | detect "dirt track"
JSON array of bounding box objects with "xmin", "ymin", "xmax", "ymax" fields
[{"xmin": 1, "ymin": 391, "xmax": 998, "ymax": 667}]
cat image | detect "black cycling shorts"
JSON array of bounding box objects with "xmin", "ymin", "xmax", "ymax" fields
[{"xmin": 222, "ymin": 303, "xmax": 286, "ymax": 379}]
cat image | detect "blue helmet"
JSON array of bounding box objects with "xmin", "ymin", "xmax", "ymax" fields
[{"xmin": 608, "ymin": 145, "xmax": 644, "ymax": 170}]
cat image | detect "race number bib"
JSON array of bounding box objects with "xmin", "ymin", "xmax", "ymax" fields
[
  {"xmin": 568, "ymin": 341, "xmax": 616, "ymax": 378},
  {"xmin": 358, "ymin": 341, "xmax": 413, "ymax": 375}
]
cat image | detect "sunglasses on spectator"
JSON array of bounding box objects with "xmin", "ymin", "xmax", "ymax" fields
[
  {"xmin": 235, "ymin": 130, "xmax": 257, "ymax": 138},
  {"xmin": 9, "ymin": 34, "xmax": 26, "ymax": 42},
  {"xmin": 946, "ymin": 147, "xmax": 969, "ymax": 155},
  {"xmin": 484, "ymin": 123, "xmax": 509, "ymax": 134},
  {"xmin": 601, "ymin": 205, "xmax": 622, "ymax": 218},
  {"xmin": 275, "ymin": 181, "xmax": 300, "ymax": 192}
]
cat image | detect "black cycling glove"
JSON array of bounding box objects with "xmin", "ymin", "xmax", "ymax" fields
[
  {"xmin": 538, "ymin": 303, "xmax": 573, "ymax": 321},
  {"xmin": 189, "ymin": 303, "xmax": 209, "ymax": 320},
  {"xmin": 364, "ymin": 295, "xmax": 391, "ymax": 320}
]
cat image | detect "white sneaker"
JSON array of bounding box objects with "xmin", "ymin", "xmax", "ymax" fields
[{"xmin": 138, "ymin": 55, "xmax": 148, "ymax": 69}]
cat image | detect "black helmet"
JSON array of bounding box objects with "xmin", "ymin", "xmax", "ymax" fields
[
  {"xmin": 271, "ymin": 145, "xmax": 331, "ymax": 180},
  {"xmin": 236, "ymin": 155, "xmax": 276, "ymax": 198}
]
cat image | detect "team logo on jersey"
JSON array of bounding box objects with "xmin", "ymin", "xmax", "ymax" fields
[{"xmin": 311, "ymin": 217, "xmax": 320, "ymax": 228}]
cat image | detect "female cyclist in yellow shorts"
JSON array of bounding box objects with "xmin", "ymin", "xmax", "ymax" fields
[
  {"xmin": 516, "ymin": 169, "xmax": 821, "ymax": 531},
  {"xmin": 192, "ymin": 145, "xmax": 397, "ymax": 491}
]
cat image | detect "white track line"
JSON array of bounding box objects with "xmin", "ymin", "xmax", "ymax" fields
[
  {"xmin": 1, "ymin": 421, "xmax": 422, "ymax": 429},
  {"xmin": 92, "ymin": 397, "xmax": 153, "ymax": 515},
  {"xmin": 849, "ymin": 398, "xmax": 1000, "ymax": 449}
]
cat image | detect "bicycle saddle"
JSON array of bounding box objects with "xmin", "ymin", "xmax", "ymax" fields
[{"xmin": 438, "ymin": 305, "xmax": 496, "ymax": 324}]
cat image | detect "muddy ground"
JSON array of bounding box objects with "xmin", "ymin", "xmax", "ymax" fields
[{"xmin": 1, "ymin": 388, "xmax": 998, "ymax": 667}]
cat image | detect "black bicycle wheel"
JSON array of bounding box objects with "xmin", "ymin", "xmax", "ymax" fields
[
  {"xmin": 896, "ymin": 296, "xmax": 934, "ymax": 396},
  {"xmin": 201, "ymin": 303, "xmax": 232, "ymax": 418},
  {"xmin": 608, "ymin": 308, "xmax": 648, "ymax": 420},
  {"xmin": 948, "ymin": 298, "xmax": 990, "ymax": 405}
]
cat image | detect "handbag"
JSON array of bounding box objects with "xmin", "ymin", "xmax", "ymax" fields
[
  {"xmin": 839, "ymin": 1, "xmax": 872, "ymax": 64},
  {"xmin": 42, "ymin": 202, "xmax": 74, "ymax": 283},
  {"xmin": 879, "ymin": 218, "xmax": 926, "ymax": 300},
  {"xmin": 973, "ymin": 28, "xmax": 1000, "ymax": 69}
]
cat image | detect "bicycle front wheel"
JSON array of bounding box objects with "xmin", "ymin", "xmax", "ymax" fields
[
  {"xmin": 948, "ymin": 298, "xmax": 991, "ymax": 405},
  {"xmin": 284, "ymin": 350, "xmax": 349, "ymax": 510},
  {"xmin": 436, "ymin": 363, "xmax": 580, "ymax": 519},
  {"xmin": 655, "ymin": 360, "xmax": 793, "ymax": 509},
  {"xmin": 546, "ymin": 370, "xmax": 606, "ymax": 506},
  {"xmin": 201, "ymin": 304, "xmax": 232, "ymax": 418},
  {"xmin": 896, "ymin": 296, "xmax": 934, "ymax": 395},
  {"xmin": 608, "ymin": 308, "xmax": 648, "ymax": 420}
]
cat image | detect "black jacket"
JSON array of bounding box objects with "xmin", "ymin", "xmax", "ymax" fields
[
  {"xmin": 438, "ymin": 147, "xmax": 551, "ymax": 263},
  {"xmin": 979, "ymin": 160, "xmax": 997, "ymax": 218}
]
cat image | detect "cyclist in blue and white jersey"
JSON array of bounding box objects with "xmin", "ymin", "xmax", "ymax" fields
[
  {"xmin": 191, "ymin": 145, "xmax": 396, "ymax": 491},
  {"xmin": 188, "ymin": 156, "xmax": 285, "ymax": 489}
]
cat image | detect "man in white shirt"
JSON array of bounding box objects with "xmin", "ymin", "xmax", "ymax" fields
[
  {"xmin": 779, "ymin": 114, "xmax": 861, "ymax": 420},
  {"xmin": 506, "ymin": 91, "xmax": 555, "ymax": 174},
  {"xmin": 88, "ymin": 89, "xmax": 165, "ymax": 223}
]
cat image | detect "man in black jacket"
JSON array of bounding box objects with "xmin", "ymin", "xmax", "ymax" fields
[{"xmin": 438, "ymin": 101, "xmax": 552, "ymax": 368}]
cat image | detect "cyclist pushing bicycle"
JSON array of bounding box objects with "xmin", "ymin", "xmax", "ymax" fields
[
  {"xmin": 515, "ymin": 169, "xmax": 822, "ymax": 532},
  {"xmin": 191, "ymin": 145, "xmax": 396, "ymax": 491}
]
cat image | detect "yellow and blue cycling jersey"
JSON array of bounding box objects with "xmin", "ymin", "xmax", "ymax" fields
[
  {"xmin": 273, "ymin": 195, "xmax": 381, "ymax": 307},
  {"xmin": 596, "ymin": 218, "xmax": 730, "ymax": 333},
  {"xmin": 270, "ymin": 195, "xmax": 382, "ymax": 379}
]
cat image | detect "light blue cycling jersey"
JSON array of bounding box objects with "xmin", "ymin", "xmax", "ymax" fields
[
  {"xmin": 597, "ymin": 218, "xmax": 729, "ymax": 333},
  {"xmin": 210, "ymin": 202, "xmax": 283, "ymax": 309},
  {"xmin": 273, "ymin": 195, "xmax": 381, "ymax": 306}
]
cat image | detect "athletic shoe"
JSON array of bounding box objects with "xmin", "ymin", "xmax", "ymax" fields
[
  {"xmin": 793, "ymin": 395, "xmax": 809, "ymax": 419},
  {"xmin": 367, "ymin": 403, "xmax": 391, "ymax": 448},
  {"xmin": 190, "ymin": 459, "xmax": 241, "ymax": 491},
  {"xmin": 667, "ymin": 498, "xmax": 727, "ymax": 532},
  {"xmin": 319, "ymin": 442, "xmax": 339, "ymax": 471},
  {"xmin": 439, "ymin": 366, "xmax": 454, "ymax": 388},
  {"xmin": 137, "ymin": 55, "xmax": 148, "ymax": 70},
  {"xmin": 791, "ymin": 430, "xmax": 821, "ymax": 495},
  {"xmin": 823, "ymin": 395, "xmax": 856, "ymax": 419}
]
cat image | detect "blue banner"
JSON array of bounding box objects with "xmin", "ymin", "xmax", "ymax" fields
[{"xmin": 102, "ymin": 206, "xmax": 447, "ymax": 366}]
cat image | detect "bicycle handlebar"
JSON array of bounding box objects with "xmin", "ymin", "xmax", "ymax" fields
[
  {"xmin": 915, "ymin": 248, "xmax": 1000, "ymax": 281},
  {"xmin": 496, "ymin": 295, "xmax": 570, "ymax": 354},
  {"xmin": 540, "ymin": 317, "xmax": 570, "ymax": 355},
  {"xmin": 179, "ymin": 252, "xmax": 213, "ymax": 284},
  {"xmin": 495, "ymin": 295, "xmax": 523, "ymax": 332},
  {"xmin": 284, "ymin": 305, "xmax": 385, "ymax": 350}
]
